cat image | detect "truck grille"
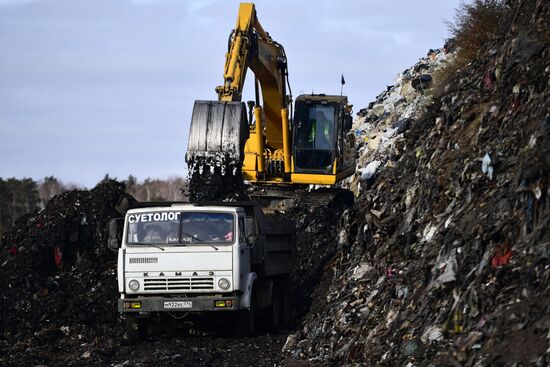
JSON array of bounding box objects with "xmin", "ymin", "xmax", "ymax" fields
[
  {"xmin": 143, "ymin": 277, "xmax": 214, "ymax": 291},
  {"xmin": 129, "ymin": 257, "xmax": 158, "ymax": 264}
]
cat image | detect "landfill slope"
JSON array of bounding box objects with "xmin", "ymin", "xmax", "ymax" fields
[{"xmin": 284, "ymin": 1, "xmax": 550, "ymax": 366}]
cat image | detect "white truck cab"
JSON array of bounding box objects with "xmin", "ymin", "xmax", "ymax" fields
[{"xmin": 108, "ymin": 201, "xmax": 294, "ymax": 337}]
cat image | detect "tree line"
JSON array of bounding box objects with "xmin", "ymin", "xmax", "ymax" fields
[{"xmin": 0, "ymin": 175, "xmax": 188, "ymax": 236}]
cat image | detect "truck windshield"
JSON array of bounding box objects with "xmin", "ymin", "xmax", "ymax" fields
[{"xmin": 126, "ymin": 211, "xmax": 235, "ymax": 245}]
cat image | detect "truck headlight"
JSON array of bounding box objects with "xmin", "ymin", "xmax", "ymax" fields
[
  {"xmin": 128, "ymin": 279, "xmax": 140, "ymax": 291},
  {"xmin": 218, "ymin": 278, "xmax": 230, "ymax": 290}
]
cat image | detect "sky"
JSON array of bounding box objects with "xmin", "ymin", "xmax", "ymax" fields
[{"xmin": 0, "ymin": 0, "xmax": 461, "ymax": 187}]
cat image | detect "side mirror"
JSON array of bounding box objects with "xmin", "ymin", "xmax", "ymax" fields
[
  {"xmin": 247, "ymin": 237, "xmax": 257, "ymax": 249},
  {"xmin": 108, "ymin": 218, "xmax": 123, "ymax": 251},
  {"xmin": 245, "ymin": 217, "xmax": 256, "ymax": 246}
]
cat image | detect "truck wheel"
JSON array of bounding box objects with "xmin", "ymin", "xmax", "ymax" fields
[
  {"xmin": 235, "ymin": 309, "xmax": 255, "ymax": 337},
  {"xmin": 280, "ymin": 287, "xmax": 291, "ymax": 326},
  {"xmin": 270, "ymin": 279, "xmax": 291, "ymax": 331},
  {"xmin": 234, "ymin": 287, "xmax": 256, "ymax": 337},
  {"xmin": 123, "ymin": 316, "xmax": 148, "ymax": 345},
  {"xmin": 270, "ymin": 285, "xmax": 282, "ymax": 329}
]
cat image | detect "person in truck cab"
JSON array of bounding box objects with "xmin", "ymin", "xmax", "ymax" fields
[
  {"xmin": 143, "ymin": 224, "xmax": 163, "ymax": 243},
  {"xmin": 219, "ymin": 218, "xmax": 233, "ymax": 242},
  {"xmin": 206, "ymin": 220, "xmax": 233, "ymax": 242}
]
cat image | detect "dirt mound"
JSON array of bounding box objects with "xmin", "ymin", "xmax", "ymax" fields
[
  {"xmin": 0, "ymin": 181, "xmax": 134, "ymax": 366},
  {"xmin": 284, "ymin": 0, "xmax": 550, "ymax": 365}
]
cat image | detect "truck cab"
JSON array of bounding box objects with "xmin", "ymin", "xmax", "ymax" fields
[{"xmin": 109, "ymin": 202, "xmax": 294, "ymax": 337}]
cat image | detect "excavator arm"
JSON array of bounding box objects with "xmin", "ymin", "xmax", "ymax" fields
[
  {"xmin": 186, "ymin": 3, "xmax": 292, "ymax": 181},
  {"xmin": 216, "ymin": 3, "xmax": 284, "ymax": 104}
]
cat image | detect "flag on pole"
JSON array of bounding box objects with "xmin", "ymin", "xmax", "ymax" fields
[{"xmin": 341, "ymin": 74, "xmax": 346, "ymax": 85}]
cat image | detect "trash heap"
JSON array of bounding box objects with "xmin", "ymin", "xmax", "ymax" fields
[
  {"xmin": 282, "ymin": 190, "xmax": 355, "ymax": 319},
  {"xmin": 0, "ymin": 181, "xmax": 134, "ymax": 366},
  {"xmin": 350, "ymin": 42, "xmax": 453, "ymax": 192},
  {"xmin": 0, "ymin": 176, "xmax": 353, "ymax": 366},
  {"xmin": 284, "ymin": 0, "xmax": 550, "ymax": 365}
]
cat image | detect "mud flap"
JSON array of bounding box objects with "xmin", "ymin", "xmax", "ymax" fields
[
  {"xmin": 239, "ymin": 272, "xmax": 257, "ymax": 309},
  {"xmin": 186, "ymin": 100, "xmax": 249, "ymax": 175}
]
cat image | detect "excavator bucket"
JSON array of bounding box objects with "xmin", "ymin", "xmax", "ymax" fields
[{"xmin": 186, "ymin": 100, "xmax": 249, "ymax": 176}]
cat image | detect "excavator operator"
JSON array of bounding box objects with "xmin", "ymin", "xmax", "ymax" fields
[{"xmin": 308, "ymin": 110, "xmax": 333, "ymax": 149}]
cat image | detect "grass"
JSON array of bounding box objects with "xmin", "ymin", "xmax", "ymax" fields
[
  {"xmin": 431, "ymin": 0, "xmax": 510, "ymax": 96},
  {"xmin": 447, "ymin": 0, "xmax": 508, "ymax": 61}
]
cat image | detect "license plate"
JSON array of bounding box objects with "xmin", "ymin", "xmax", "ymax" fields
[{"xmin": 163, "ymin": 301, "xmax": 192, "ymax": 309}]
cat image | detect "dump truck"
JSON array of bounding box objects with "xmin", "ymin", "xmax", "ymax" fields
[
  {"xmin": 108, "ymin": 201, "xmax": 295, "ymax": 339},
  {"xmin": 186, "ymin": 3, "xmax": 356, "ymax": 193}
]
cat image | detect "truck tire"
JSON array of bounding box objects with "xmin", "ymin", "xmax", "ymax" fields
[
  {"xmin": 123, "ymin": 316, "xmax": 148, "ymax": 345},
  {"xmin": 270, "ymin": 285, "xmax": 282, "ymax": 329},
  {"xmin": 273, "ymin": 277, "xmax": 293, "ymax": 328},
  {"xmin": 269, "ymin": 280, "xmax": 291, "ymax": 331},
  {"xmin": 280, "ymin": 287, "xmax": 291, "ymax": 325},
  {"xmin": 234, "ymin": 286, "xmax": 256, "ymax": 337}
]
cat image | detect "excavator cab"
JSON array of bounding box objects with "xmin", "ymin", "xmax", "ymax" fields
[
  {"xmin": 293, "ymin": 102, "xmax": 335, "ymax": 171},
  {"xmin": 290, "ymin": 94, "xmax": 355, "ymax": 185}
]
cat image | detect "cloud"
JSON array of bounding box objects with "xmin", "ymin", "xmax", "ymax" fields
[{"xmin": 392, "ymin": 32, "xmax": 413, "ymax": 45}]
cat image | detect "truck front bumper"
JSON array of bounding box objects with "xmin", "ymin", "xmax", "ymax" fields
[{"xmin": 118, "ymin": 295, "xmax": 240, "ymax": 313}]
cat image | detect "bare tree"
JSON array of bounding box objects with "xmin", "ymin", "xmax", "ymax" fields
[
  {"xmin": 123, "ymin": 175, "xmax": 187, "ymax": 202},
  {"xmin": 37, "ymin": 176, "xmax": 65, "ymax": 206}
]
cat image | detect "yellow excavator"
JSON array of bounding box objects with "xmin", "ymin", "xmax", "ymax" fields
[{"xmin": 186, "ymin": 3, "xmax": 355, "ymax": 193}]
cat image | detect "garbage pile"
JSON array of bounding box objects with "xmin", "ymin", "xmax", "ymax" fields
[
  {"xmin": 282, "ymin": 190, "xmax": 355, "ymax": 319},
  {"xmin": 350, "ymin": 42, "xmax": 453, "ymax": 193},
  {"xmin": 284, "ymin": 0, "xmax": 550, "ymax": 365},
  {"xmin": 0, "ymin": 181, "xmax": 134, "ymax": 366}
]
